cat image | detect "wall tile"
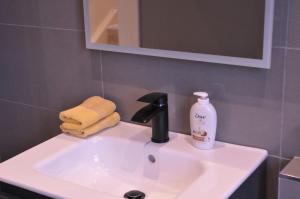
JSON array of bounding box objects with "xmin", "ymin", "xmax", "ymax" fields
[
  {"xmin": 102, "ymin": 48, "xmax": 284, "ymax": 155},
  {"xmin": 273, "ymin": 0, "xmax": 289, "ymax": 47},
  {"xmin": 287, "ymin": 0, "xmax": 300, "ymax": 48},
  {"xmin": 0, "ymin": 0, "xmax": 84, "ymax": 30},
  {"xmin": 0, "ymin": 100, "xmax": 60, "ymax": 161},
  {"xmin": 283, "ymin": 49, "xmax": 300, "ymax": 158},
  {"xmin": 0, "ymin": 25, "xmax": 102, "ymax": 111}
]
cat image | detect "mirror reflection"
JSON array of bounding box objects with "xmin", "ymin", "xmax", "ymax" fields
[{"xmin": 88, "ymin": 0, "xmax": 265, "ymax": 59}]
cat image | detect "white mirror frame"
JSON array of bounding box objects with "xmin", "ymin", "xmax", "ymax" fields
[{"xmin": 83, "ymin": 0, "xmax": 274, "ymax": 69}]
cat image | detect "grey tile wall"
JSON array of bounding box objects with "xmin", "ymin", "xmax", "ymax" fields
[
  {"xmin": 0, "ymin": 0, "xmax": 102, "ymax": 161},
  {"xmin": 282, "ymin": 0, "xmax": 300, "ymax": 159},
  {"xmin": 0, "ymin": 0, "xmax": 84, "ymax": 30},
  {"xmin": 273, "ymin": 0, "xmax": 289, "ymax": 47},
  {"xmin": 283, "ymin": 50, "xmax": 300, "ymax": 158},
  {"xmin": 0, "ymin": 100, "xmax": 59, "ymax": 161},
  {"xmin": 0, "ymin": 0, "xmax": 299, "ymax": 198},
  {"xmin": 287, "ymin": 0, "xmax": 300, "ymax": 48},
  {"xmin": 0, "ymin": 25, "xmax": 101, "ymax": 111}
]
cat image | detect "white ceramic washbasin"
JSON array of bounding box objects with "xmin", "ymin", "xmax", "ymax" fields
[{"xmin": 0, "ymin": 122, "xmax": 267, "ymax": 199}]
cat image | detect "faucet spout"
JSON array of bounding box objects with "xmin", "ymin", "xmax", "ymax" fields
[
  {"xmin": 131, "ymin": 92, "xmax": 169, "ymax": 143},
  {"xmin": 131, "ymin": 104, "xmax": 165, "ymax": 123}
]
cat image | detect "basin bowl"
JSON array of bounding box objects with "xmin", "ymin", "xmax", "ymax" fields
[{"xmin": 36, "ymin": 136, "xmax": 204, "ymax": 199}]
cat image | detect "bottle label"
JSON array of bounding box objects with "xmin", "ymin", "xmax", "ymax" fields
[
  {"xmin": 194, "ymin": 113, "xmax": 207, "ymax": 126},
  {"xmin": 195, "ymin": 113, "xmax": 206, "ymax": 120},
  {"xmin": 192, "ymin": 129, "xmax": 210, "ymax": 143}
]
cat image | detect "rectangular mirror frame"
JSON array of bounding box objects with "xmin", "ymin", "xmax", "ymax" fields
[{"xmin": 83, "ymin": 0, "xmax": 274, "ymax": 69}]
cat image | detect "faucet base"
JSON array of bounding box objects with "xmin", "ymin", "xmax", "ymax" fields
[{"xmin": 151, "ymin": 137, "xmax": 169, "ymax": 143}]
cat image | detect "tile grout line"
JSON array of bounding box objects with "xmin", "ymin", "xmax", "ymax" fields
[
  {"xmin": 273, "ymin": 46, "xmax": 286, "ymax": 49},
  {"xmin": 2, "ymin": 23, "xmax": 300, "ymax": 51},
  {"xmin": 0, "ymin": 98, "xmax": 57, "ymax": 112},
  {"xmin": 0, "ymin": 22, "xmax": 84, "ymax": 32},
  {"xmin": 269, "ymin": 154, "xmax": 291, "ymax": 161},
  {"xmin": 279, "ymin": 0, "xmax": 291, "ymax": 165},
  {"xmin": 273, "ymin": 46, "xmax": 300, "ymax": 51},
  {"xmin": 285, "ymin": 47, "xmax": 300, "ymax": 51},
  {"xmin": 99, "ymin": 51, "xmax": 105, "ymax": 98}
]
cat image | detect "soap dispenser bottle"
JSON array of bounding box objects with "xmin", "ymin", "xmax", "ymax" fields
[{"xmin": 190, "ymin": 92, "xmax": 217, "ymax": 149}]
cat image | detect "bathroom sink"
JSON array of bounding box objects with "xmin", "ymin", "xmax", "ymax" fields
[
  {"xmin": 36, "ymin": 135, "xmax": 203, "ymax": 199},
  {"xmin": 0, "ymin": 122, "xmax": 267, "ymax": 199}
]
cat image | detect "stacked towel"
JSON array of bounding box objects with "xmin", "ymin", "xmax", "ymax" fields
[{"xmin": 59, "ymin": 96, "xmax": 120, "ymax": 138}]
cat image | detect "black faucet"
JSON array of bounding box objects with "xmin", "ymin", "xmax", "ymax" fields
[{"xmin": 131, "ymin": 92, "xmax": 169, "ymax": 143}]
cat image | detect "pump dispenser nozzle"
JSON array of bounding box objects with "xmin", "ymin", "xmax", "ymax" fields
[{"xmin": 193, "ymin": 92, "xmax": 209, "ymax": 103}]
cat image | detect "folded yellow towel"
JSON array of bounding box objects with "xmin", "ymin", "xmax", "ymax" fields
[
  {"xmin": 60, "ymin": 112, "xmax": 120, "ymax": 138},
  {"xmin": 59, "ymin": 96, "xmax": 116, "ymax": 130}
]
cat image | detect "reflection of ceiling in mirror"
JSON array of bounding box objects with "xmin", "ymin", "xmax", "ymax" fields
[
  {"xmin": 88, "ymin": 0, "xmax": 119, "ymax": 45},
  {"xmin": 89, "ymin": 0, "xmax": 140, "ymax": 48}
]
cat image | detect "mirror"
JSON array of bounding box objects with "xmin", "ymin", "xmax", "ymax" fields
[{"xmin": 83, "ymin": 0, "xmax": 274, "ymax": 69}]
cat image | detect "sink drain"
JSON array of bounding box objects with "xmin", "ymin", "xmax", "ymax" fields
[{"xmin": 124, "ymin": 190, "xmax": 146, "ymax": 199}]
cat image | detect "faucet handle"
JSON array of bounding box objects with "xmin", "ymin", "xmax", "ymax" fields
[{"xmin": 137, "ymin": 92, "xmax": 168, "ymax": 106}]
